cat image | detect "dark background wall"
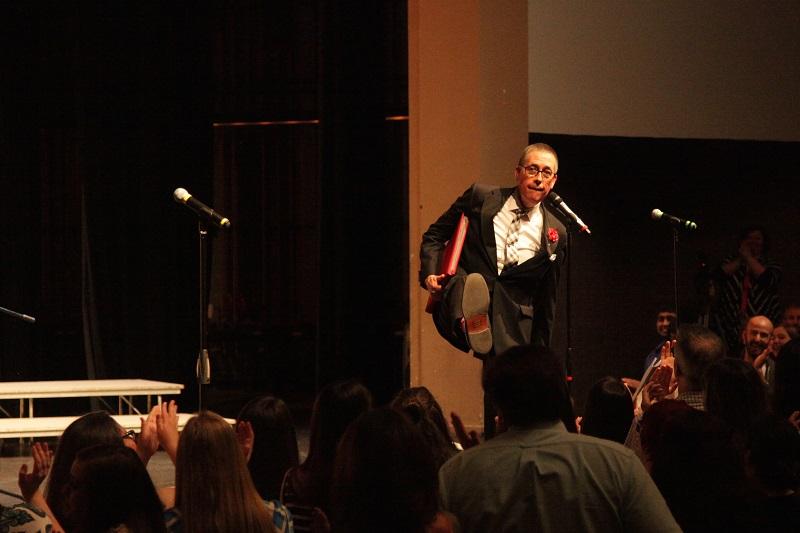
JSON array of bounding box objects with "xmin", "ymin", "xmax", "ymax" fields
[{"xmin": 537, "ymin": 132, "xmax": 800, "ymax": 410}]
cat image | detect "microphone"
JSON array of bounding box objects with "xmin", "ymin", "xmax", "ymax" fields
[
  {"xmin": 651, "ymin": 209, "xmax": 697, "ymax": 231},
  {"xmin": 173, "ymin": 188, "xmax": 231, "ymax": 229},
  {"xmin": 548, "ymin": 192, "xmax": 591, "ymax": 234},
  {"xmin": 0, "ymin": 306, "xmax": 36, "ymax": 324}
]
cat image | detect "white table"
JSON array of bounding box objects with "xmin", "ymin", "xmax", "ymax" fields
[{"xmin": 0, "ymin": 379, "xmax": 184, "ymax": 418}]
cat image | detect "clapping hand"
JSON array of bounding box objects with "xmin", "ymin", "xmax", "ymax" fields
[
  {"xmin": 451, "ymin": 411, "xmax": 481, "ymax": 449},
  {"xmin": 18, "ymin": 442, "xmax": 53, "ymax": 502},
  {"xmin": 135, "ymin": 404, "xmax": 161, "ymax": 464},
  {"xmin": 156, "ymin": 400, "xmax": 180, "ymax": 463}
]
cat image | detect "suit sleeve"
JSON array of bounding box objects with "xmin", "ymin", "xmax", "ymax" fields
[{"xmin": 419, "ymin": 184, "xmax": 476, "ymax": 288}]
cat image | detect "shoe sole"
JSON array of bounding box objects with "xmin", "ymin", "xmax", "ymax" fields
[{"xmin": 462, "ymin": 273, "xmax": 492, "ymax": 354}]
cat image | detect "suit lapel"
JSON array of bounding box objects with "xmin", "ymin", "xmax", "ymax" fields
[{"xmin": 542, "ymin": 206, "xmax": 556, "ymax": 258}]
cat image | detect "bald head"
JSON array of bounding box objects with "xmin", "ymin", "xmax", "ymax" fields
[
  {"xmin": 674, "ymin": 325, "xmax": 725, "ymax": 391},
  {"xmin": 742, "ymin": 315, "xmax": 774, "ymax": 360}
]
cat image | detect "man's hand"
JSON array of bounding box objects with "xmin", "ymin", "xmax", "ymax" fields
[
  {"xmin": 425, "ymin": 274, "xmax": 446, "ymax": 294},
  {"xmin": 621, "ymin": 377, "xmax": 641, "ymax": 392},
  {"xmin": 451, "ymin": 411, "xmax": 480, "ymax": 449}
]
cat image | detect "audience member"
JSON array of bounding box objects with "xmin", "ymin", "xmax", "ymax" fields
[
  {"xmin": 670, "ymin": 324, "xmax": 725, "ymax": 409},
  {"xmin": 439, "ymin": 345, "xmax": 680, "ymax": 533},
  {"xmin": 27, "ymin": 410, "xmax": 158, "ymax": 529},
  {"xmin": 330, "ymin": 407, "xmax": 454, "ymax": 533},
  {"xmin": 625, "ymin": 325, "xmax": 725, "ymax": 461},
  {"xmin": 279, "ymin": 380, "xmax": 372, "ymax": 531},
  {"xmin": 741, "ymin": 315, "xmax": 774, "ymax": 364},
  {"xmin": 775, "ymin": 323, "xmax": 799, "ymax": 345},
  {"xmin": 754, "ymin": 323, "xmax": 799, "ymax": 379},
  {"xmin": 645, "ymin": 308, "xmax": 678, "ymax": 370},
  {"xmin": 711, "ymin": 225, "xmax": 782, "ymax": 354},
  {"xmin": 704, "ymin": 357, "xmax": 769, "ymax": 442},
  {"xmin": 162, "ymin": 409, "xmax": 292, "ymax": 533},
  {"xmin": 64, "ymin": 444, "xmax": 167, "ymax": 533},
  {"xmin": 579, "ymin": 376, "xmax": 633, "ymax": 444},
  {"xmin": 639, "ymin": 399, "xmax": 695, "ymax": 471},
  {"xmin": 622, "ymin": 308, "xmax": 677, "ymax": 392},
  {"xmin": 649, "ymin": 409, "xmax": 757, "ymax": 531},
  {"xmin": 390, "ymin": 387, "xmax": 458, "ymax": 469},
  {"xmin": 783, "ymin": 302, "xmax": 800, "ymax": 328},
  {"xmin": 774, "ymin": 339, "xmax": 800, "ymax": 424},
  {"xmin": 237, "ymin": 395, "xmax": 300, "ymax": 501},
  {"xmin": 0, "ymin": 500, "xmax": 51, "ymax": 532},
  {"xmin": 747, "ymin": 415, "xmax": 800, "ymax": 532}
]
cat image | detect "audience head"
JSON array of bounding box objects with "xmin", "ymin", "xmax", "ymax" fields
[
  {"xmin": 655, "ymin": 308, "xmax": 677, "ymax": 338},
  {"xmin": 390, "ymin": 386, "xmax": 457, "ymax": 469},
  {"xmin": 771, "ymin": 324, "xmax": 798, "ymax": 355},
  {"xmin": 639, "ymin": 399, "xmax": 695, "ymax": 470},
  {"xmin": 176, "ymin": 411, "xmax": 273, "ymax": 533},
  {"xmin": 704, "ymin": 358, "xmax": 768, "ymax": 438},
  {"xmin": 483, "ymin": 345, "xmax": 573, "ymax": 428},
  {"xmin": 741, "ymin": 315, "xmax": 774, "ymax": 360},
  {"xmin": 783, "ymin": 303, "xmax": 800, "ymax": 328},
  {"xmin": 66, "ymin": 444, "xmax": 167, "ymax": 533},
  {"xmin": 47, "ymin": 411, "xmax": 134, "ymax": 523},
  {"xmin": 331, "ymin": 407, "xmax": 439, "ymax": 533},
  {"xmin": 649, "ymin": 408, "xmax": 752, "ymax": 531},
  {"xmin": 773, "ymin": 338, "xmax": 800, "ymax": 418},
  {"xmin": 292, "ymin": 379, "xmax": 373, "ymax": 511},
  {"xmin": 747, "ymin": 415, "xmax": 800, "ymax": 496},
  {"xmin": 305, "ymin": 379, "xmax": 373, "ymax": 468},
  {"xmin": 579, "ymin": 376, "xmax": 633, "ymax": 444},
  {"xmin": 737, "ymin": 225, "xmax": 769, "ymax": 257},
  {"xmin": 674, "ymin": 324, "xmax": 725, "ymax": 391},
  {"xmin": 237, "ymin": 395, "xmax": 299, "ymax": 500}
]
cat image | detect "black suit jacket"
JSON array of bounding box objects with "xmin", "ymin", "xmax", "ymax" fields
[{"xmin": 420, "ymin": 183, "xmax": 567, "ymax": 354}]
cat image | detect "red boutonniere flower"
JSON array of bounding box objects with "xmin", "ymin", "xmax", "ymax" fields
[{"xmin": 547, "ymin": 227, "xmax": 559, "ymax": 244}]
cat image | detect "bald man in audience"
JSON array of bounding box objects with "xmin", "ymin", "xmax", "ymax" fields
[{"xmin": 741, "ymin": 315, "xmax": 774, "ymax": 365}]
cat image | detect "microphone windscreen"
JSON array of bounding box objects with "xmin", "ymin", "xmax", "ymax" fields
[
  {"xmin": 173, "ymin": 188, "xmax": 191, "ymax": 203},
  {"xmin": 651, "ymin": 209, "xmax": 664, "ymax": 220},
  {"xmin": 548, "ymin": 192, "xmax": 563, "ymax": 204}
]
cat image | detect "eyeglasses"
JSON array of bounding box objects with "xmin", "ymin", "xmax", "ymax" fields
[
  {"xmin": 122, "ymin": 429, "xmax": 137, "ymax": 442},
  {"xmin": 520, "ymin": 164, "xmax": 555, "ymax": 180}
]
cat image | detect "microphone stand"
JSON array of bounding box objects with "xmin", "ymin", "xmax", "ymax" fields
[
  {"xmin": 671, "ymin": 227, "xmax": 680, "ymax": 323},
  {"xmin": 564, "ymin": 224, "xmax": 574, "ymax": 392},
  {"xmin": 196, "ymin": 221, "xmax": 211, "ymax": 410}
]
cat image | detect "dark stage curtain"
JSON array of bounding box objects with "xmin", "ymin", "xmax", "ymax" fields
[
  {"xmin": 1, "ymin": 4, "xmax": 210, "ymax": 414},
  {"xmin": 1, "ymin": 1, "xmax": 409, "ymax": 415}
]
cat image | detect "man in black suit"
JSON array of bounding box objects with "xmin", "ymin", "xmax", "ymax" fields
[{"xmin": 420, "ymin": 143, "xmax": 567, "ymax": 360}]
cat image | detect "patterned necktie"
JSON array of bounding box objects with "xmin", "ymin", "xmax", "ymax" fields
[{"xmin": 504, "ymin": 208, "xmax": 526, "ymax": 269}]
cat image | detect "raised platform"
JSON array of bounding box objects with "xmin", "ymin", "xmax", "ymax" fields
[
  {"xmin": 0, "ymin": 379, "xmax": 187, "ymax": 439},
  {"xmin": 0, "ymin": 379, "xmax": 184, "ymax": 417},
  {"xmin": 0, "ymin": 413, "xmax": 199, "ymax": 439}
]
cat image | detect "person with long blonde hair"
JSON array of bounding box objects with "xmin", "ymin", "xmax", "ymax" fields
[{"xmin": 160, "ymin": 407, "xmax": 293, "ymax": 533}]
